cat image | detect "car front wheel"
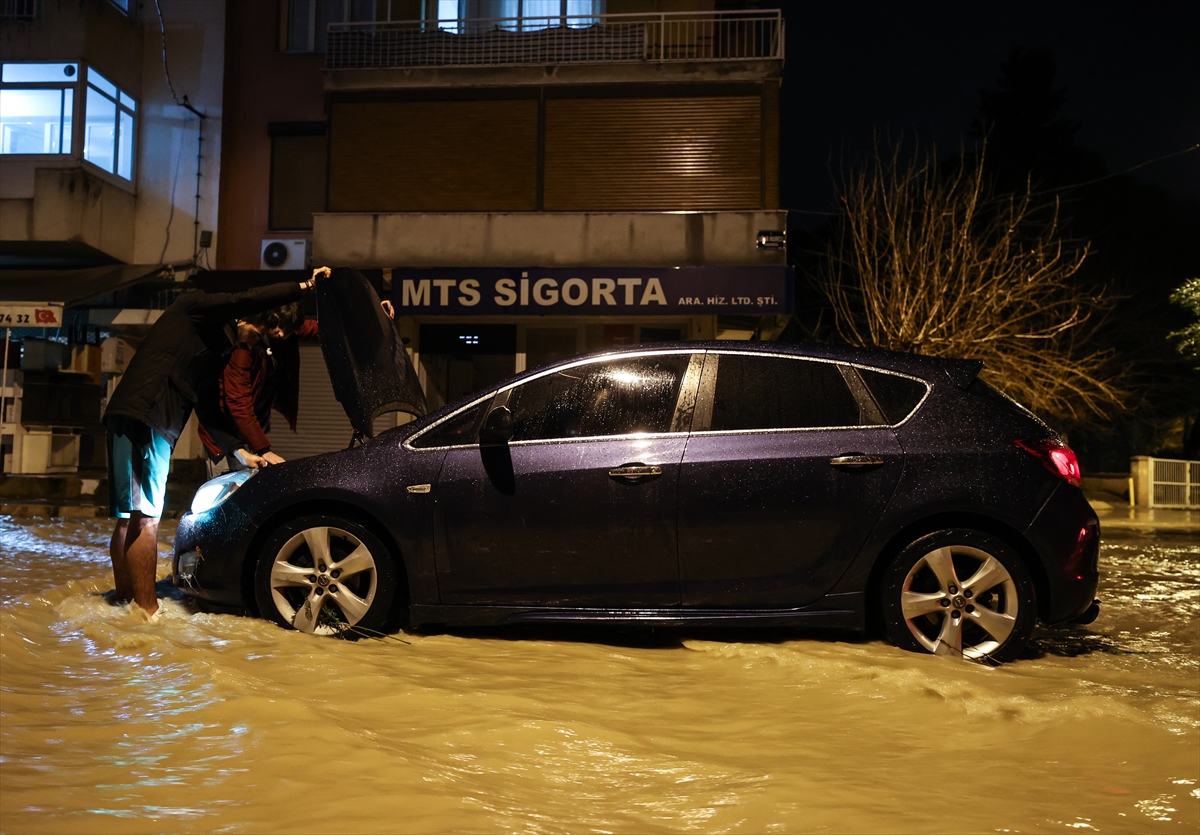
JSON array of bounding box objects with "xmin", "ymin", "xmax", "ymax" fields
[
  {"xmin": 880, "ymin": 529, "xmax": 1036, "ymax": 663},
  {"xmin": 254, "ymin": 515, "xmax": 397, "ymax": 636}
]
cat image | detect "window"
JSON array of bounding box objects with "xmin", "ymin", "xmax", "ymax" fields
[
  {"xmin": 0, "ymin": 62, "xmax": 76, "ymax": 155},
  {"xmin": 410, "ymin": 400, "xmax": 489, "ymax": 449},
  {"xmin": 269, "ymin": 123, "xmax": 328, "ymax": 230},
  {"xmin": 709, "ymin": 355, "xmax": 861, "ymax": 431},
  {"xmin": 507, "ymin": 354, "xmax": 689, "ymax": 442},
  {"xmin": 440, "ymin": 0, "xmax": 602, "ymax": 33},
  {"xmin": 82, "ymin": 67, "xmax": 135, "ymax": 180},
  {"xmin": 857, "ymin": 368, "xmax": 928, "ymax": 425},
  {"xmin": 285, "ymin": 0, "xmax": 376, "ymax": 52}
]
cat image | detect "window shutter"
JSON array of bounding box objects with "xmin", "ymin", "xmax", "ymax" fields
[
  {"xmin": 328, "ymin": 100, "xmax": 538, "ymax": 212},
  {"xmin": 543, "ymin": 96, "xmax": 762, "ymax": 210},
  {"xmin": 270, "ymin": 133, "xmax": 328, "ymax": 230}
]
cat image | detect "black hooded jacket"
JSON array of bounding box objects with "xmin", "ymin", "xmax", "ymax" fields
[{"xmin": 103, "ymin": 282, "xmax": 303, "ymax": 446}]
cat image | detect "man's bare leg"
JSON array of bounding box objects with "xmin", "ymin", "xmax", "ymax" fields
[
  {"xmin": 124, "ymin": 512, "xmax": 160, "ymax": 615},
  {"xmin": 109, "ymin": 519, "xmax": 133, "ymax": 603}
]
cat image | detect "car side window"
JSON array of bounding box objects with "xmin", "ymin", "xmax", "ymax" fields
[
  {"xmin": 410, "ymin": 400, "xmax": 489, "ymax": 448},
  {"xmin": 709, "ymin": 354, "xmax": 861, "ymax": 431},
  {"xmin": 856, "ymin": 368, "xmax": 929, "ymax": 425},
  {"xmin": 507, "ymin": 354, "xmax": 691, "ymax": 442}
]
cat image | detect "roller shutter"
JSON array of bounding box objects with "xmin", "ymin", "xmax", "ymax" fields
[
  {"xmin": 270, "ymin": 134, "xmax": 327, "ymax": 230},
  {"xmin": 544, "ymin": 96, "xmax": 762, "ymax": 210},
  {"xmin": 328, "ymin": 100, "xmax": 538, "ymax": 212},
  {"xmin": 267, "ymin": 344, "xmax": 354, "ymax": 459}
]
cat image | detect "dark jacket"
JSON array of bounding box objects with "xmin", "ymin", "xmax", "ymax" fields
[{"xmin": 103, "ymin": 282, "xmax": 303, "ymax": 446}]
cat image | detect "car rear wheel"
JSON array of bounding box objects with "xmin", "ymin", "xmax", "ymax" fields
[
  {"xmin": 254, "ymin": 515, "xmax": 396, "ymax": 636},
  {"xmin": 880, "ymin": 529, "xmax": 1036, "ymax": 663}
]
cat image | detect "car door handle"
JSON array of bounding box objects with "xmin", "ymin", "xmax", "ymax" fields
[
  {"xmin": 609, "ymin": 463, "xmax": 664, "ymax": 481},
  {"xmin": 829, "ymin": 454, "xmax": 885, "ymax": 468}
]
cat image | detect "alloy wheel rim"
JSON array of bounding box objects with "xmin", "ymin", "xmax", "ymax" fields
[
  {"xmin": 900, "ymin": 545, "xmax": 1019, "ymax": 660},
  {"xmin": 268, "ymin": 526, "xmax": 378, "ymax": 635}
]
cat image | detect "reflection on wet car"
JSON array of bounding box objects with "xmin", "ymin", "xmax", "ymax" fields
[{"xmin": 174, "ymin": 342, "xmax": 1100, "ymax": 662}]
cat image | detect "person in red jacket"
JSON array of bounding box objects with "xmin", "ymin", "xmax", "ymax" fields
[
  {"xmin": 196, "ymin": 305, "xmax": 307, "ymax": 474},
  {"xmin": 198, "ymin": 292, "xmax": 394, "ymax": 475}
]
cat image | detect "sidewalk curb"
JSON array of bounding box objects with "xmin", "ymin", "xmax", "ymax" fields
[{"xmin": 1086, "ymin": 494, "xmax": 1200, "ymax": 533}]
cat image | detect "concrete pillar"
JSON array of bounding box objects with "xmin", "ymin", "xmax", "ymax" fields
[{"xmin": 1130, "ymin": 456, "xmax": 1152, "ymax": 508}]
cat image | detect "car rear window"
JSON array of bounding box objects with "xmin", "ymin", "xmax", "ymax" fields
[
  {"xmin": 856, "ymin": 368, "xmax": 929, "ymax": 425},
  {"xmin": 709, "ymin": 354, "xmax": 860, "ymax": 431},
  {"xmin": 508, "ymin": 354, "xmax": 691, "ymax": 441}
]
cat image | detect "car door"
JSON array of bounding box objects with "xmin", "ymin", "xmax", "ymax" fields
[
  {"xmin": 678, "ymin": 351, "xmax": 904, "ymax": 608},
  {"xmin": 433, "ymin": 351, "xmax": 701, "ymax": 607}
]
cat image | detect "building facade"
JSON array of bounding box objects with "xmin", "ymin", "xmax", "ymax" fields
[
  {"xmin": 0, "ymin": 0, "xmax": 226, "ymax": 473},
  {"xmin": 219, "ymin": 1, "xmax": 790, "ymax": 457}
]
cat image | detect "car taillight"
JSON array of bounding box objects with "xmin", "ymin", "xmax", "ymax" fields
[{"xmin": 1014, "ymin": 438, "xmax": 1081, "ymax": 487}]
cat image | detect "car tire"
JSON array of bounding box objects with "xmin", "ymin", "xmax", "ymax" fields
[
  {"xmin": 880, "ymin": 528, "xmax": 1036, "ymax": 663},
  {"xmin": 254, "ymin": 515, "xmax": 397, "ymax": 637}
]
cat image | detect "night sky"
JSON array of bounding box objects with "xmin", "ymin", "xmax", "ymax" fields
[{"xmin": 770, "ymin": 1, "xmax": 1200, "ymax": 227}]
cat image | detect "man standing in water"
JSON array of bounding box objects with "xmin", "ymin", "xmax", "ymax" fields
[{"xmin": 103, "ymin": 267, "xmax": 330, "ymax": 617}]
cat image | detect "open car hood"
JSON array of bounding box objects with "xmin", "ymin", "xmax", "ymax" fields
[{"xmin": 317, "ymin": 268, "xmax": 428, "ymax": 437}]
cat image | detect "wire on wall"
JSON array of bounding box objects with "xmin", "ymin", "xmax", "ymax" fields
[{"xmin": 153, "ymin": 0, "xmax": 207, "ymax": 268}]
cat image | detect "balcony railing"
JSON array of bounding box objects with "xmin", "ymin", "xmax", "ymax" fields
[{"xmin": 326, "ymin": 10, "xmax": 783, "ymax": 71}]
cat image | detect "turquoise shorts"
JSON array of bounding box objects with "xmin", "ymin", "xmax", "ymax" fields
[{"xmin": 106, "ymin": 416, "xmax": 171, "ymax": 519}]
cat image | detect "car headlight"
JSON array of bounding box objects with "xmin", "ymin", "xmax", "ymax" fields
[{"xmin": 189, "ymin": 470, "xmax": 253, "ymax": 515}]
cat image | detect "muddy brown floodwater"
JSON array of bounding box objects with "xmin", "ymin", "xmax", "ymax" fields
[{"xmin": 0, "ymin": 515, "xmax": 1197, "ymax": 834}]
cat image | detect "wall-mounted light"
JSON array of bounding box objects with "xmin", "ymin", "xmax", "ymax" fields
[{"xmin": 756, "ymin": 230, "xmax": 786, "ymax": 250}]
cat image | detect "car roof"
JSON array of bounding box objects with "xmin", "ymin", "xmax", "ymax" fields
[{"xmin": 543, "ymin": 340, "xmax": 980, "ymax": 382}]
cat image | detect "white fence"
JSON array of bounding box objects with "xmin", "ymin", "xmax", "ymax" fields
[
  {"xmin": 1134, "ymin": 456, "xmax": 1200, "ymax": 508},
  {"xmin": 327, "ymin": 10, "xmax": 783, "ymax": 71}
]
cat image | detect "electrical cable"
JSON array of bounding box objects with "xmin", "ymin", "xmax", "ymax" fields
[
  {"xmin": 153, "ymin": 0, "xmax": 207, "ymax": 267},
  {"xmin": 1023, "ymin": 141, "xmax": 1200, "ymax": 200},
  {"xmin": 784, "ymin": 141, "xmax": 1200, "ymax": 218},
  {"xmin": 153, "ymin": 0, "xmax": 203, "ymax": 119}
]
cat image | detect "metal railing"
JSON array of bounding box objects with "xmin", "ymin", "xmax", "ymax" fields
[
  {"xmin": 327, "ymin": 10, "xmax": 783, "ymax": 71},
  {"xmin": 1149, "ymin": 457, "xmax": 1200, "ymax": 508}
]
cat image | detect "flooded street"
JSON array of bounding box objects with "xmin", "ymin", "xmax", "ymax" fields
[{"xmin": 1, "ymin": 515, "xmax": 1196, "ymax": 834}]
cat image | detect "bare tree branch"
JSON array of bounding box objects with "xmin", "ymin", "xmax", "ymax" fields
[{"xmin": 813, "ymin": 139, "xmax": 1127, "ymax": 425}]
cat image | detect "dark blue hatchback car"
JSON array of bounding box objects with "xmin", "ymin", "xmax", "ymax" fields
[{"xmin": 175, "ymin": 342, "xmax": 1100, "ymax": 662}]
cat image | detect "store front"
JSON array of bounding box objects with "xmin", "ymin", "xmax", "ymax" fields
[
  {"xmin": 268, "ymin": 264, "xmax": 792, "ymax": 457},
  {"xmin": 392, "ymin": 266, "xmax": 793, "ymax": 411}
]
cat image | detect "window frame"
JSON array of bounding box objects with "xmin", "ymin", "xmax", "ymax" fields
[
  {"xmin": 0, "ymin": 62, "xmax": 78, "ymax": 157},
  {"xmin": 847, "ymin": 364, "xmax": 932, "ymax": 428},
  {"xmin": 689, "ymin": 350, "xmax": 918, "ymax": 435},
  {"xmin": 82, "ymin": 66, "xmax": 136, "ymax": 181},
  {"xmin": 404, "ymin": 349, "xmax": 701, "ymax": 451}
]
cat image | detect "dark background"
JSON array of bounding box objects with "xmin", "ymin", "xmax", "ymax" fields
[
  {"xmin": 767, "ymin": 1, "xmax": 1199, "ymax": 224},
  {"xmin": 757, "ymin": 0, "xmax": 1200, "ymax": 465}
]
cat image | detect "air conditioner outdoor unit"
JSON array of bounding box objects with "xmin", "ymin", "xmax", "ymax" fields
[{"xmin": 260, "ymin": 239, "xmax": 310, "ymax": 270}]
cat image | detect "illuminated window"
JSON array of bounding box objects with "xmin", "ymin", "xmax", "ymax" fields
[
  {"xmin": 83, "ymin": 67, "xmax": 136, "ymax": 180},
  {"xmin": 0, "ymin": 62, "xmax": 76, "ymax": 155},
  {"xmin": 440, "ymin": 1, "xmax": 602, "ymax": 33}
]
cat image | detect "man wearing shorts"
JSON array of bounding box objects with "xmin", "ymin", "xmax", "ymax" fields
[{"xmin": 104, "ymin": 267, "xmax": 329, "ymax": 616}]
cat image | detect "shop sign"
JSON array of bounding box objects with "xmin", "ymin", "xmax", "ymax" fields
[
  {"xmin": 0, "ymin": 302, "xmax": 64, "ymax": 328},
  {"xmin": 390, "ymin": 267, "xmax": 793, "ymax": 316}
]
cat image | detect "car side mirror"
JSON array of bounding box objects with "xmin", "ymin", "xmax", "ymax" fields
[{"xmin": 479, "ymin": 405, "xmax": 514, "ymax": 446}]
